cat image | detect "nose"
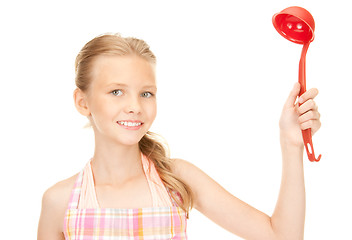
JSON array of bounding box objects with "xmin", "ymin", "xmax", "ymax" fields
[{"xmin": 124, "ymin": 95, "xmax": 141, "ymax": 114}]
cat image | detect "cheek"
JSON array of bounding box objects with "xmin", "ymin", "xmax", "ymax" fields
[
  {"xmin": 89, "ymin": 97, "xmax": 116, "ymax": 120},
  {"xmin": 146, "ymin": 101, "xmax": 157, "ymax": 122}
]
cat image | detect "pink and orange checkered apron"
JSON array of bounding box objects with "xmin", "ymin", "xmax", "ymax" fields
[{"xmin": 63, "ymin": 154, "xmax": 188, "ymax": 239}]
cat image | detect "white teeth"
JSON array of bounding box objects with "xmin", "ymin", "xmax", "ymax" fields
[{"xmin": 118, "ymin": 121, "xmax": 142, "ymax": 127}]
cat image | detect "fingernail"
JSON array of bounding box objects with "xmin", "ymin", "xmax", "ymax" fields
[{"xmin": 298, "ymin": 97, "xmax": 304, "ymax": 103}]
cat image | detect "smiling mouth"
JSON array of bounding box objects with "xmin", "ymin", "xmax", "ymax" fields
[{"xmin": 117, "ymin": 121, "xmax": 143, "ymax": 127}]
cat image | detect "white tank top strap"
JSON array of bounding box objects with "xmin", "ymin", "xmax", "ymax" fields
[{"xmin": 77, "ymin": 159, "xmax": 99, "ymax": 209}]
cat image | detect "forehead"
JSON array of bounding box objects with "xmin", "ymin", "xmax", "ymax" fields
[{"xmin": 90, "ymin": 55, "xmax": 156, "ymax": 88}]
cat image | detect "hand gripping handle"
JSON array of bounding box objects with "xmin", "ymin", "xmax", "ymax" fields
[{"xmin": 299, "ymin": 42, "xmax": 321, "ymax": 162}]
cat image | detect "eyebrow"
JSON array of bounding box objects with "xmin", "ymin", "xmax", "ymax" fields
[
  {"xmin": 106, "ymin": 83, "xmax": 127, "ymax": 88},
  {"xmin": 106, "ymin": 83, "xmax": 157, "ymax": 90}
]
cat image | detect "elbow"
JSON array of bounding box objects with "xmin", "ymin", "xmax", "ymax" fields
[{"xmin": 269, "ymin": 218, "xmax": 304, "ymax": 240}]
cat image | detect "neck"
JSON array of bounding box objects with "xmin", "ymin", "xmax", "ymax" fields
[{"xmin": 91, "ymin": 135, "xmax": 144, "ymax": 185}]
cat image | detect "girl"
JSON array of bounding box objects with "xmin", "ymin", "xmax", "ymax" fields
[{"xmin": 37, "ymin": 33, "xmax": 321, "ymax": 239}]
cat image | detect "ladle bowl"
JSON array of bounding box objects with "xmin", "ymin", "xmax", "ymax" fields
[
  {"xmin": 273, "ymin": 6, "xmax": 315, "ymax": 44},
  {"xmin": 273, "ymin": 6, "xmax": 321, "ymax": 162}
]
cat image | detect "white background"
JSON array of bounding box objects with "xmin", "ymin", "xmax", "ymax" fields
[{"xmin": 1, "ymin": 0, "xmax": 351, "ymax": 239}]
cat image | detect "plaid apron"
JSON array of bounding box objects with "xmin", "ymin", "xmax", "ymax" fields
[{"xmin": 63, "ymin": 155, "xmax": 188, "ymax": 240}]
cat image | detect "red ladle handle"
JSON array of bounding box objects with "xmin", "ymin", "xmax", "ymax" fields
[{"xmin": 299, "ymin": 42, "xmax": 321, "ymax": 162}]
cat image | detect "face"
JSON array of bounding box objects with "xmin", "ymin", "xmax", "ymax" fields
[{"xmin": 83, "ymin": 55, "xmax": 157, "ymax": 146}]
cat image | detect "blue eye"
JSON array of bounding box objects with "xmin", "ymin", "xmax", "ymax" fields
[
  {"xmin": 141, "ymin": 92, "xmax": 154, "ymax": 98},
  {"xmin": 111, "ymin": 89, "xmax": 123, "ymax": 96}
]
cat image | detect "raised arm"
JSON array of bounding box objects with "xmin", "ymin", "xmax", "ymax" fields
[
  {"xmin": 272, "ymin": 82, "xmax": 320, "ymax": 238},
  {"xmin": 173, "ymin": 83, "xmax": 320, "ymax": 239}
]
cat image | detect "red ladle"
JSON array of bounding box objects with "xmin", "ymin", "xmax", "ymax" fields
[{"xmin": 273, "ymin": 6, "xmax": 321, "ymax": 162}]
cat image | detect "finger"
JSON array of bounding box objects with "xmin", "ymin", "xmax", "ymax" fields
[
  {"xmin": 298, "ymin": 88, "xmax": 319, "ymax": 104},
  {"xmin": 298, "ymin": 110, "xmax": 320, "ymax": 124},
  {"xmin": 300, "ymin": 119, "xmax": 321, "ymax": 132},
  {"xmin": 311, "ymin": 119, "xmax": 322, "ymax": 135},
  {"xmin": 284, "ymin": 82, "xmax": 301, "ymax": 108},
  {"xmin": 297, "ymin": 99, "xmax": 318, "ymax": 115}
]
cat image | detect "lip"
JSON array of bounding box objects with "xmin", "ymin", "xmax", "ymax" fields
[{"xmin": 116, "ymin": 120, "xmax": 144, "ymax": 130}]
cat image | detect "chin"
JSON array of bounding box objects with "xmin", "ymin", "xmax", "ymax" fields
[{"xmin": 116, "ymin": 135, "xmax": 144, "ymax": 147}]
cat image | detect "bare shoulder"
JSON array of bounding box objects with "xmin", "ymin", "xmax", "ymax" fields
[
  {"xmin": 170, "ymin": 158, "xmax": 216, "ymax": 204},
  {"xmin": 170, "ymin": 158, "xmax": 236, "ymax": 211},
  {"xmin": 42, "ymin": 173, "xmax": 78, "ymax": 209},
  {"xmin": 170, "ymin": 158, "xmax": 194, "ymax": 175},
  {"xmin": 38, "ymin": 173, "xmax": 78, "ymax": 239},
  {"xmin": 171, "ymin": 158, "xmax": 210, "ymax": 181}
]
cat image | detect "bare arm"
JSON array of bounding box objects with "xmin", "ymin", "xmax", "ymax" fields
[
  {"xmin": 173, "ymin": 83, "xmax": 320, "ymax": 239},
  {"xmin": 271, "ymin": 141, "xmax": 305, "ymax": 239},
  {"xmin": 37, "ymin": 188, "xmax": 65, "ymax": 240},
  {"xmin": 272, "ymin": 82, "xmax": 320, "ymax": 238},
  {"xmin": 37, "ymin": 175, "xmax": 77, "ymax": 240}
]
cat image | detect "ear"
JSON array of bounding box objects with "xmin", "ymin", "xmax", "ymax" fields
[{"xmin": 73, "ymin": 88, "xmax": 91, "ymax": 116}]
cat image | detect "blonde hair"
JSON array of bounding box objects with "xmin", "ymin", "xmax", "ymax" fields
[{"xmin": 75, "ymin": 33, "xmax": 193, "ymax": 216}]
